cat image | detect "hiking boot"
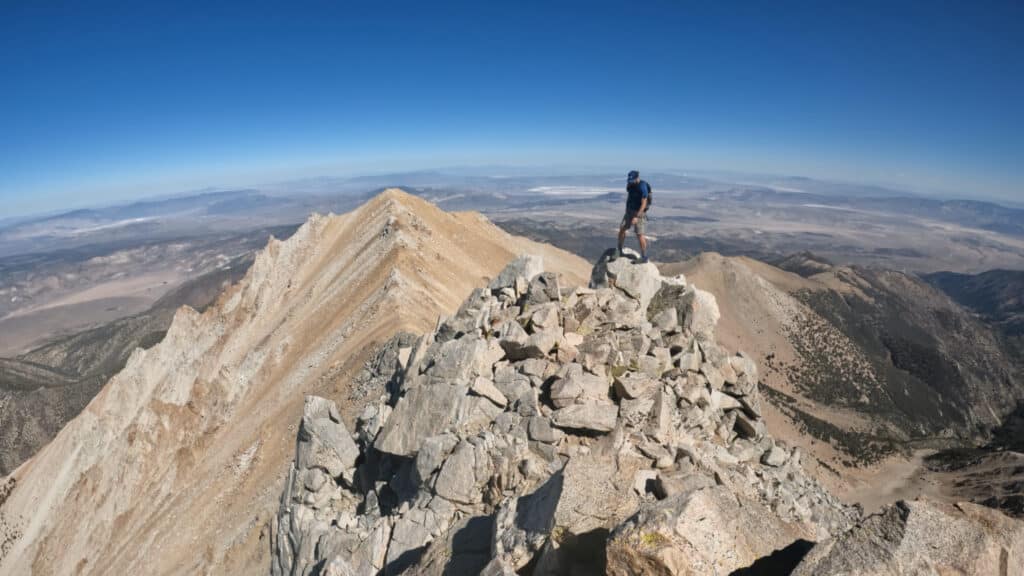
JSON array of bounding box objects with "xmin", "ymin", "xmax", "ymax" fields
[{"xmin": 637, "ymin": 256, "xmax": 650, "ymax": 264}]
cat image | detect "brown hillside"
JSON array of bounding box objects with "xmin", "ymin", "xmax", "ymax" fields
[{"xmin": 661, "ymin": 253, "xmax": 1023, "ymax": 509}]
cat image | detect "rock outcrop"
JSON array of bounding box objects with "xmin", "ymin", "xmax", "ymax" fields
[{"xmin": 271, "ymin": 249, "xmax": 858, "ymax": 575}]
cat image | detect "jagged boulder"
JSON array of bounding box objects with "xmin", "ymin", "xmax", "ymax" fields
[
  {"xmin": 610, "ymin": 264, "xmax": 662, "ymax": 311},
  {"xmin": 590, "ymin": 248, "xmax": 662, "ymax": 312},
  {"xmin": 434, "ymin": 441, "xmax": 487, "ymax": 504},
  {"xmin": 589, "ymin": 248, "xmax": 620, "ymax": 289},
  {"xmin": 271, "ymin": 396, "xmax": 384, "ymax": 576},
  {"xmin": 549, "ymin": 362, "xmax": 608, "ymax": 408},
  {"xmin": 489, "ymin": 254, "xmax": 544, "ymax": 292},
  {"xmin": 374, "ymin": 382, "xmax": 468, "ymax": 457},
  {"xmin": 792, "ymin": 499, "xmax": 1024, "ymax": 575},
  {"xmin": 550, "ymin": 403, "xmax": 619, "ymax": 433},
  {"xmin": 491, "ymin": 473, "xmax": 563, "ymax": 570},
  {"xmin": 497, "ymin": 320, "xmax": 557, "ymax": 361},
  {"xmin": 683, "ymin": 287, "xmax": 720, "ymax": 342},
  {"xmin": 524, "ymin": 271, "xmax": 562, "ymax": 305},
  {"xmin": 607, "ymin": 485, "xmax": 819, "ymax": 575},
  {"xmin": 297, "ymin": 396, "xmax": 360, "ymax": 484},
  {"xmin": 613, "ymin": 371, "xmax": 659, "ymax": 400}
]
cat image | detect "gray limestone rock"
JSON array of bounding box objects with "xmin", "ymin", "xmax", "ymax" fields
[
  {"xmin": 416, "ymin": 433, "xmax": 459, "ymax": 482},
  {"xmin": 424, "ymin": 336, "xmax": 491, "ymax": 385},
  {"xmin": 434, "ymin": 441, "xmax": 481, "ymax": 504},
  {"xmin": 761, "ymin": 444, "xmax": 788, "ymax": 467},
  {"xmin": 297, "ymin": 396, "xmax": 360, "ymax": 484},
  {"xmin": 527, "ymin": 416, "xmax": 560, "ymax": 444},
  {"xmin": 499, "ymin": 321, "xmax": 557, "ymax": 360},
  {"xmin": 608, "ymin": 260, "xmax": 662, "ymax": 311},
  {"xmin": 606, "ymin": 486, "xmax": 819, "ymax": 576},
  {"xmin": 470, "ymin": 376, "xmax": 508, "ymax": 407},
  {"xmin": 650, "ymin": 307, "xmax": 679, "ymax": 333},
  {"xmin": 489, "ymin": 254, "xmax": 544, "ymax": 292},
  {"xmin": 551, "ymin": 403, "xmax": 619, "ymax": 433},
  {"xmin": 613, "ymin": 372, "xmax": 658, "ymax": 400},
  {"xmin": 683, "ymin": 287, "xmax": 720, "ymax": 342},
  {"xmin": 792, "ymin": 499, "xmax": 1024, "ymax": 576},
  {"xmin": 733, "ymin": 412, "xmax": 764, "ymax": 440},
  {"xmin": 375, "ymin": 383, "xmax": 467, "ymax": 457},
  {"xmin": 524, "ymin": 271, "xmax": 562, "ymax": 305},
  {"xmin": 320, "ymin": 556, "xmax": 358, "ymax": 576},
  {"xmin": 527, "ymin": 302, "xmax": 561, "ymax": 333}
]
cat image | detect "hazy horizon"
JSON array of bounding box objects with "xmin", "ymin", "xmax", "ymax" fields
[
  {"xmin": 2, "ymin": 1, "xmax": 1021, "ymax": 216},
  {"xmin": 7, "ymin": 164, "xmax": 1024, "ymax": 222}
]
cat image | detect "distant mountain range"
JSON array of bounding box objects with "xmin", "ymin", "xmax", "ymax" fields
[
  {"xmin": 710, "ymin": 188, "xmax": 1024, "ymax": 238},
  {"xmin": 7, "ymin": 171, "xmax": 1023, "ymax": 247}
]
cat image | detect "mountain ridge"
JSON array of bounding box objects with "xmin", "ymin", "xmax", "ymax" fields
[{"xmin": 0, "ymin": 189, "xmax": 590, "ymax": 575}]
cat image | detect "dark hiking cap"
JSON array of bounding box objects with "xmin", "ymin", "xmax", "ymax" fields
[{"xmin": 627, "ymin": 170, "xmax": 639, "ymax": 180}]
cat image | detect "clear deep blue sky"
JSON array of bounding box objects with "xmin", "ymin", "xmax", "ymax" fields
[{"xmin": 1, "ymin": 0, "xmax": 1021, "ymax": 215}]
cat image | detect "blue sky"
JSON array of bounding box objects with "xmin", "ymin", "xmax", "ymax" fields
[{"xmin": 1, "ymin": 0, "xmax": 1021, "ymax": 216}]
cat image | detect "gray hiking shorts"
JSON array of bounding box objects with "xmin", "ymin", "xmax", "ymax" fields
[{"xmin": 621, "ymin": 210, "xmax": 647, "ymax": 235}]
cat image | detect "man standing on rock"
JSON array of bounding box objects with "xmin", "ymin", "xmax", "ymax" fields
[{"xmin": 616, "ymin": 170, "xmax": 650, "ymax": 263}]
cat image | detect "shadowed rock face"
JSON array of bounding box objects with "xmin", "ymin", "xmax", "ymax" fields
[
  {"xmin": 271, "ymin": 250, "xmax": 858, "ymax": 576},
  {"xmin": 925, "ymin": 269, "xmax": 1024, "ymax": 339}
]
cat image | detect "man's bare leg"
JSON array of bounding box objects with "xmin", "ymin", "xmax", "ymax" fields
[
  {"xmin": 617, "ymin": 225, "xmax": 627, "ymax": 255},
  {"xmin": 637, "ymin": 232, "xmax": 648, "ymax": 259}
]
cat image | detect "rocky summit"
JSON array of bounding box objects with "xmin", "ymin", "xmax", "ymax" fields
[{"xmin": 271, "ymin": 249, "xmax": 867, "ymax": 575}]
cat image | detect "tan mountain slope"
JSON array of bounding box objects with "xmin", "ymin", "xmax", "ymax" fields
[
  {"xmin": 0, "ymin": 189, "xmax": 589, "ymax": 575},
  {"xmin": 660, "ymin": 253, "xmax": 1022, "ymax": 509},
  {"xmin": 661, "ymin": 254, "xmax": 874, "ymax": 492}
]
